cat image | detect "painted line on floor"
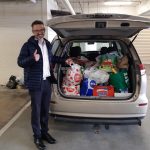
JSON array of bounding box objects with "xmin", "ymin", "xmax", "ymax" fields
[{"xmin": 0, "ymin": 101, "xmax": 31, "ymax": 137}]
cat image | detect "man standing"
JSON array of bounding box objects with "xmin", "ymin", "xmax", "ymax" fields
[{"xmin": 17, "ymin": 20, "xmax": 59, "ymax": 150}]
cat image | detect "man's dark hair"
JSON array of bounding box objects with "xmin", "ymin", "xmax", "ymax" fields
[{"xmin": 31, "ymin": 20, "xmax": 44, "ymax": 27}]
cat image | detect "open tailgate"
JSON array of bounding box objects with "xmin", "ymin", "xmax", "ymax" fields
[{"xmin": 47, "ymin": 13, "xmax": 150, "ymax": 38}]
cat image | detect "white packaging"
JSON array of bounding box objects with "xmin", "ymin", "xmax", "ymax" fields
[{"xmin": 89, "ymin": 69, "xmax": 109, "ymax": 84}]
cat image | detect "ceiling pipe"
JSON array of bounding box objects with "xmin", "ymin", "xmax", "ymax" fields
[
  {"xmin": 30, "ymin": 0, "xmax": 36, "ymax": 3},
  {"xmin": 78, "ymin": 1, "xmax": 83, "ymax": 13},
  {"xmin": 63, "ymin": 0, "xmax": 76, "ymax": 15}
]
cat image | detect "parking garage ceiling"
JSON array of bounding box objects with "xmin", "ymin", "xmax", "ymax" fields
[
  {"xmin": 0, "ymin": 0, "xmax": 149, "ymax": 16},
  {"xmin": 56, "ymin": 0, "xmax": 143, "ymax": 10},
  {"xmin": 0, "ymin": 0, "xmax": 143, "ymax": 5},
  {"xmin": 0, "ymin": 0, "xmax": 38, "ymax": 2},
  {"xmin": 55, "ymin": 0, "xmax": 149, "ymax": 16}
]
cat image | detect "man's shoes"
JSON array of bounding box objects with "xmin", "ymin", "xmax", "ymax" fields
[
  {"xmin": 42, "ymin": 133, "xmax": 56, "ymax": 144},
  {"xmin": 34, "ymin": 138, "xmax": 46, "ymax": 150}
]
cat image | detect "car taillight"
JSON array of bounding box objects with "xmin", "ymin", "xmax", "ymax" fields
[{"xmin": 139, "ymin": 64, "xmax": 146, "ymax": 75}]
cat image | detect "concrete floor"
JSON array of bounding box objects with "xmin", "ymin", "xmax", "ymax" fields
[
  {"xmin": 0, "ymin": 87, "xmax": 29, "ymax": 130},
  {"xmin": 0, "ymin": 78, "xmax": 150, "ymax": 150}
]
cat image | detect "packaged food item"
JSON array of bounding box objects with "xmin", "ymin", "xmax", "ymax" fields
[
  {"xmin": 96, "ymin": 53, "xmax": 118, "ymax": 72},
  {"xmin": 83, "ymin": 67, "xmax": 97, "ymax": 79},
  {"xmin": 89, "ymin": 69, "xmax": 109, "ymax": 84},
  {"xmin": 99, "ymin": 61, "xmax": 113, "ymax": 72},
  {"xmin": 65, "ymin": 63, "xmax": 82, "ymax": 85},
  {"xmin": 93, "ymin": 86, "xmax": 114, "ymax": 97},
  {"xmin": 80, "ymin": 78, "xmax": 96, "ymax": 96},
  {"xmin": 62, "ymin": 63, "xmax": 82, "ymax": 96},
  {"xmin": 96, "ymin": 53, "xmax": 127, "ymax": 71},
  {"xmin": 112, "ymin": 67, "xmax": 117, "ymax": 74},
  {"xmin": 84, "ymin": 61, "xmax": 96, "ymax": 68},
  {"xmin": 62, "ymin": 85, "xmax": 80, "ymax": 96},
  {"xmin": 117, "ymin": 55, "xmax": 129, "ymax": 69}
]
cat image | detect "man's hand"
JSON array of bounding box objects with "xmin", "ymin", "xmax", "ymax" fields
[
  {"xmin": 65, "ymin": 58, "xmax": 74, "ymax": 66},
  {"xmin": 33, "ymin": 49, "xmax": 40, "ymax": 62}
]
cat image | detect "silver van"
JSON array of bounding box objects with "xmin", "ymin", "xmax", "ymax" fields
[{"xmin": 47, "ymin": 14, "xmax": 150, "ymax": 125}]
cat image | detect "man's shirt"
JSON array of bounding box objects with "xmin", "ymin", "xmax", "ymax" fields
[{"xmin": 38, "ymin": 38, "xmax": 51, "ymax": 80}]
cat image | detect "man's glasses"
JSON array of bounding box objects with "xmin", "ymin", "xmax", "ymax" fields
[{"xmin": 32, "ymin": 28, "xmax": 45, "ymax": 33}]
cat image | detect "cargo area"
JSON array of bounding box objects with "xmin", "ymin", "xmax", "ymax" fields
[{"xmin": 56, "ymin": 39, "xmax": 139, "ymax": 100}]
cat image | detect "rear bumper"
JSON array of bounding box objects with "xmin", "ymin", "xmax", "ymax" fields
[
  {"xmin": 50, "ymin": 113, "xmax": 144, "ymax": 125},
  {"xmin": 51, "ymin": 85, "xmax": 148, "ymax": 119}
]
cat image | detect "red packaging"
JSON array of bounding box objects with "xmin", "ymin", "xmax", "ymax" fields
[{"xmin": 93, "ymin": 86, "xmax": 114, "ymax": 97}]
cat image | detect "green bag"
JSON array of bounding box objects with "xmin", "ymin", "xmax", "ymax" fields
[
  {"xmin": 109, "ymin": 70, "xmax": 128, "ymax": 92},
  {"xmin": 120, "ymin": 69, "xmax": 130, "ymax": 87}
]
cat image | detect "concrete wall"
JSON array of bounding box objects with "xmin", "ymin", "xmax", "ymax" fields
[
  {"xmin": 137, "ymin": 0, "xmax": 150, "ymax": 15},
  {"xmin": 0, "ymin": 0, "xmax": 58, "ymax": 85},
  {"xmin": 0, "ymin": 26, "xmax": 30, "ymax": 85},
  {"xmin": 47, "ymin": 0, "xmax": 58, "ymax": 42}
]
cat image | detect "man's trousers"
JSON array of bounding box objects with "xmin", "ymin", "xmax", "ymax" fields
[{"xmin": 29, "ymin": 79, "xmax": 51, "ymax": 138}]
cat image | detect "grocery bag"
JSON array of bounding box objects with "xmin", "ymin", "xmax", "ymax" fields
[
  {"xmin": 109, "ymin": 71, "xmax": 128, "ymax": 93},
  {"xmin": 80, "ymin": 78, "xmax": 96, "ymax": 96},
  {"xmin": 62, "ymin": 63, "xmax": 82, "ymax": 95}
]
